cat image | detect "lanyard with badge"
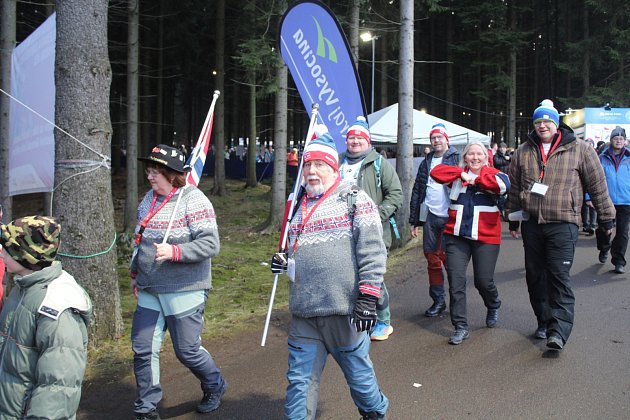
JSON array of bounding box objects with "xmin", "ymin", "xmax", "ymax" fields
[
  {"xmin": 286, "ymin": 178, "xmax": 341, "ymax": 281},
  {"xmin": 131, "ymin": 187, "xmax": 178, "ymax": 265},
  {"xmin": 531, "ymin": 132, "xmax": 562, "ymax": 196}
]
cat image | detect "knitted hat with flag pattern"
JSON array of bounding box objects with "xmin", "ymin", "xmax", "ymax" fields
[
  {"xmin": 303, "ymin": 132, "xmax": 339, "ymax": 170},
  {"xmin": 346, "ymin": 116, "xmax": 371, "ymax": 143}
]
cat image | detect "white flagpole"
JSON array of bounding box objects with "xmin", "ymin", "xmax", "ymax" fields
[
  {"xmin": 162, "ymin": 90, "xmax": 220, "ymax": 245},
  {"xmin": 261, "ymin": 103, "xmax": 320, "ymax": 347}
]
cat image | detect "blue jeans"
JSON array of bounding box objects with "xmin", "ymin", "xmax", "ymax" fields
[
  {"xmin": 285, "ymin": 315, "xmax": 388, "ymax": 419},
  {"xmin": 131, "ymin": 290, "xmax": 225, "ymax": 414}
]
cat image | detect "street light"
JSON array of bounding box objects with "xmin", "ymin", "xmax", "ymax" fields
[{"xmin": 360, "ymin": 31, "xmax": 378, "ymax": 114}]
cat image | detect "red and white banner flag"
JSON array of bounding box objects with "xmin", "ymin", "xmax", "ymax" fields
[{"xmin": 186, "ymin": 91, "xmax": 220, "ymax": 187}]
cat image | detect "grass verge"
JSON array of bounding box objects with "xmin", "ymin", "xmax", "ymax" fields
[{"xmin": 84, "ymin": 177, "xmax": 288, "ymax": 383}]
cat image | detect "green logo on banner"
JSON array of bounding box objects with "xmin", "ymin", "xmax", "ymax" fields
[{"xmin": 313, "ymin": 17, "xmax": 337, "ymax": 63}]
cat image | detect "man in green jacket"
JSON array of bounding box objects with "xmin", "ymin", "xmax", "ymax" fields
[
  {"xmin": 0, "ymin": 216, "xmax": 92, "ymax": 419},
  {"xmin": 339, "ymin": 117, "xmax": 403, "ymax": 341}
]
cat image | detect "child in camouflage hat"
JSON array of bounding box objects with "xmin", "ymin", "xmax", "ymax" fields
[{"xmin": 0, "ymin": 215, "xmax": 93, "ymax": 419}]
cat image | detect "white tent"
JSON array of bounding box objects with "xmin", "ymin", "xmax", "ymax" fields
[{"xmin": 367, "ymin": 103, "xmax": 490, "ymax": 146}]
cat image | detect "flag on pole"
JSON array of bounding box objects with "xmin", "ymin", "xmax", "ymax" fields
[{"xmin": 185, "ymin": 91, "xmax": 220, "ymax": 187}]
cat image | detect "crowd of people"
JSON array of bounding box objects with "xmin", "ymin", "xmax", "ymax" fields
[{"xmin": 0, "ymin": 99, "xmax": 625, "ymax": 420}]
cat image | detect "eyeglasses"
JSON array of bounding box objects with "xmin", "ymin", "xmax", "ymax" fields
[
  {"xmin": 303, "ymin": 161, "xmax": 328, "ymax": 170},
  {"xmin": 534, "ymin": 120, "xmax": 554, "ymax": 127},
  {"xmin": 145, "ymin": 168, "xmax": 162, "ymax": 177},
  {"xmin": 430, "ymin": 135, "xmax": 446, "ymax": 142}
]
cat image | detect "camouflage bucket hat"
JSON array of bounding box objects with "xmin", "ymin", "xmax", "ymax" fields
[{"xmin": 0, "ymin": 216, "xmax": 61, "ymax": 267}]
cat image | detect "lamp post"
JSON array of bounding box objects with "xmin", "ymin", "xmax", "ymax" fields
[{"xmin": 360, "ymin": 31, "xmax": 378, "ymax": 114}]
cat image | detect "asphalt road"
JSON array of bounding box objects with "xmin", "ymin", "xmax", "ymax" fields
[{"xmin": 79, "ymin": 226, "xmax": 630, "ymax": 419}]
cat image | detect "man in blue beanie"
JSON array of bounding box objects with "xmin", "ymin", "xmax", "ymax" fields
[{"xmin": 507, "ymin": 99, "xmax": 615, "ymax": 351}]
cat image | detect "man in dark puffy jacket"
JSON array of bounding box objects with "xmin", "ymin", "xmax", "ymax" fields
[
  {"xmin": 409, "ymin": 123, "xmax": 460, "ymax": 317},
  {"xmin": 493, "ymin": 142, "xmax": 511, "ymax": 173},
  {"xmin": 0, "ymin": 216, "xmax": 92, "ymax": 418}
]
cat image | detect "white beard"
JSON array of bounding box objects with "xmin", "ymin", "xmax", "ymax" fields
[{"xmin": 305, "ymin": 182, "xmax": 326, "ymax": 196}]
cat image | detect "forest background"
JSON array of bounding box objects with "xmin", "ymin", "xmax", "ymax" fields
[{"xmin": 0, "ymin": 0, "xmax": 629, "ymax": 358}]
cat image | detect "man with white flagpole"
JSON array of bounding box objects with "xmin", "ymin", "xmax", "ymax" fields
[{"xmin": 271, "ymin": 131, "xmax": 389, "ymax": 420}]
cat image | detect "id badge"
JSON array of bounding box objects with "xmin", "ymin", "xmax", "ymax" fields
[
  {"xmin": 287, "ymin": 258, "xmax": 296, "ymax": 282},
  {"xmin": 531, "ymin": 182, "xmax": 549, "ymax": 196}
]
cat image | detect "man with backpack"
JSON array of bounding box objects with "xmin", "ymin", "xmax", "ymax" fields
[{"xmin": 338, "ymin": 117, "xmax": 403, "ymax": 341}]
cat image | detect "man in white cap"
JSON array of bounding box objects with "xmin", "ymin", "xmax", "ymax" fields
[
  {"xmin": 271, "ymin": 132, "xmax": 389, "ymax": 419},
  {"xmin": 507, "ymin": 99, "xmax": 615, "ymax": 351},
  {"xmin": 409, "ymin": 123, "xmax": 460, "ymax": 318},
  {"xmin": 339, "ymin": 116, "xmax": 403, "ymax": 341}
]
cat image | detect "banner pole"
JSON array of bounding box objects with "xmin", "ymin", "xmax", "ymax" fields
[{"xmin": 261, "ymin": 103, "xmax": 320, "ymax": 347}]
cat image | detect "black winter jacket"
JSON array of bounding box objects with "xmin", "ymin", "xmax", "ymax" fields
[{"xmin": 409, "ymin": 146, "xmax": 460, "ymax": 226}]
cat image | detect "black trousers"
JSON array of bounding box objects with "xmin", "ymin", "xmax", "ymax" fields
[
  {"xmin": 596, "ymin": 204, "xmax": 630, "ymax": 267},
  {"xmin": 521, "ymin": 220, "xmax": 578, "ymax": 344},
  {"xmin": 444, "ymin": 234, "xmax": 501, "ymax": 329}
]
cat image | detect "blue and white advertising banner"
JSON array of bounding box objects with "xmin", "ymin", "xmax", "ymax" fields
[
  {"xmin": 279, "ymin": 0, "xmax": 367, "ymax": 152},
  {"xmin": 564, "ymin": 108, "xmax": 630, "ymax": 144},
  {"xmin": 9, "ymin": 13, "xmax": 56, "ymax": 195}
]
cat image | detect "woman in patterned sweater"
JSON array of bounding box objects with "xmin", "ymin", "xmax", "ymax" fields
[{"xmin": 130, "ymin": 144, "xmax": 227, "ymax": 419}]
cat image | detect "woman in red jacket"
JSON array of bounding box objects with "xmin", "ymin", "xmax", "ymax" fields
[{"xmin": 430, "ymin": 142, "xmax": 510, "ymax": 345}]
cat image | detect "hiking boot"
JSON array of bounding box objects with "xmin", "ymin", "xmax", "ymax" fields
[
  {"xmin": 197, "ymin": 381, "xmax": 228, "ymax": 413},
  {"xmin": 486, "ymin": 308, "xmax": 499, "ymax": 328},
  {"xmin": 448, "ymin": 328, "xmax": 470, "ymax": 345},
  {"xmin": 614, "ymin": 264, "xmax": 625, "ymax": 274},
  {"xmin": 424, "ymin": 301, "xmax": 446, "ymax": 317},
  {"xmin": 546, "ymin": 333, "xmax": 564, "ymax": 350},
  {"xmin": 360, "ymin": 411, "xmax": 386, "ymax": 419},
  {"xmin": 599, "ymin": 250, "xmax": 609, "ymax": 263},
  {"xmin": 135, "ymin": 410, "xmax": 160, "ymax": 420},
  {"xmin": 370, "ymin": 321, "xmax": 394, "ymax": 341}
]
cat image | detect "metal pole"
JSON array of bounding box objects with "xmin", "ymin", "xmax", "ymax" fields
[{"xmin": 370, "ymin": 37, "xmax": 375, "ymax": 114}]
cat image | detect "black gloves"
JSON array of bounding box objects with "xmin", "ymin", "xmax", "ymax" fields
[
  {"xmin": 351, "ymin": 293, "xmax": 378, "ymax": 332},
  {"xmin": 271, "ymin": 252, "xmax": 288, "ymax": 274}
]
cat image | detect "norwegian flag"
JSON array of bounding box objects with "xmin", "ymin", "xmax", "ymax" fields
[{"xmin": 186, "ymin": 91, "xmax": 220, "ymax": 187}]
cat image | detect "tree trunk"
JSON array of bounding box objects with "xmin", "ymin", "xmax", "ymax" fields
[
  {"xmin": 54, "ymin": 0, "xmax": 123, "ymax": 342},
  {"xmin": 125, "ymin": 0, "xmax": 139, "ymax": 232},
  {"xmin": 212, "ymin": 0, "xmax": 227, "ymax": 196},
  {"xmin": 581, "ymin": 2, "xmax": 590, "ymax": 95},
  {"xmin": 0, "ymin": 0, "xmax": 16, "ymax": 221},
  {"xmin": 349, "ymin": 0, "xmax": 360, "ymax": 68},
  {"xmin": 379, "ymin": 31, "xmax": 388, "ymax": 110},
  {"xmin": 246, "ymin": 80, "xmax": 257, "ymax": 187},
  {"xmin": 261, "ymin": 63, "xmax": 288, "ymax": 233},
  {"xmin": 507, "ymin": 2, "xmax": 517, "ymax": 148},
  {"xmin": 395, "ymin": 0, "xmax": 414, "ymax": 246}
]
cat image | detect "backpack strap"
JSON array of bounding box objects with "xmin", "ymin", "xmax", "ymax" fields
[
  {"xmin": 340, "ymin": 184, "xmax": 360, "ymax": 218},
  {"xmin": 374, "ymin": 155, "xmax": 382, "ymax": 188}
]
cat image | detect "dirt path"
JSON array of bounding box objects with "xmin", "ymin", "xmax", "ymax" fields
[{"xmin": 78, "ymin": 230, "xmax": 630, "ymax": 419}]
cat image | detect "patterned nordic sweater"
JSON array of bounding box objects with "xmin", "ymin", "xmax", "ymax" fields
[
  {"xmin": 287, "ymin": 181, "xmax": 387, "ymax": 318},
  {"xmin": 131, "ymin": 186, "xmax": 220, "ymax": 294}
]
